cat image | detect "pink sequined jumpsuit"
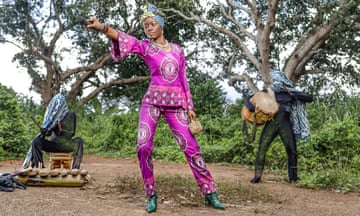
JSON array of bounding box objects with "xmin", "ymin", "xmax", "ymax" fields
[{"xmin": 110, "ymin": 31, "xmax": 217, "ymax": 197}]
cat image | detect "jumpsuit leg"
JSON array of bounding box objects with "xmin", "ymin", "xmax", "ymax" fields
[
  {"xmin": 277, "ymin": 111, "xmax": 298, "ymax": 181},
  {"xmin": 31, "ymin": 136, "xmax": 52, "ymax": 168},
  {"xmin": 251, "ymin": 114, "xmax": 280, "ymax": 183},
  {"xmin": 163, "ymin": 107, "xmax": 216, "ymax": 195},
  {"xmin": 136, "ymin": 103, "xmax": 160, "ymax": 197},
  {"xmin": 37, "ymin": 136, "xmax": 84, "ymax": 169},
  {"xmin": 71, "ymin": 137, "xmax": 84, "ymax": 169}
]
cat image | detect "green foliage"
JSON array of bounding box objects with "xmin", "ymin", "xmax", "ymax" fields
[
  {"xmin": 72, "ymin": 101, "xmax": 138, "ymax": 158},
  {"xmin": 2, "ymin": 89, "xmax": 360, "ymax": 193},
  {"xmin": 69, "ymin": 92, "xmax": 360, "ymax": 193},
  {"xmin": 295, "ymin": 95, "xmax": 360, "ymax": 192},
  {"xmin": 152, "ymin": 111, "xmax": 253, "ymax": 165},
  {"xmin": 0, "ymin": 85, "xmax": 29, "ymax": 158},
  {"xmin": 299, "ymin": 119, "xmax": 360, "ymax": 171},
  {"xmin": 191, "ymin": 79, "xmax": 227, "ymax": 117},
  {"xmin": 299, "ymin": 170, "xmax": 360, "ymax": 193},
  {"xmin": 100, "ymin": 110, "xmax": 139, "ymax": 157}
]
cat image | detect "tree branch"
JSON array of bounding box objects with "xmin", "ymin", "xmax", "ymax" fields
[
  {"xmin": 66, "ymin": 54, "xmax": 113, "ymax": 101},
  {"xmin": 79, "ymin": 76, "xmax": 149, "ymax": 104},
  {"xmin": 226, "ymin": 0, "xmax": 251, "ymax": 14},
  {"xmin": 48, "ymin": 1, "xmax": 65, "ymax": 56},
  {"xmin": 228, "ymin": 73, "xmax": 259, "ymax": 93},
  {"xmin": 219, "ymin": 0, "xmax": 255, "ymax": 41},
  {"xmin": 163, "ymin": 8, "xmax": 260, "ymax": 70},
  {"xmin": 284, "ymin": 23, "xmax": 335, "ymax": 78},
  {"xmin": 284, "ymin": 0, "xmax": 357, "ymax": 79},
  {"xmin": 61, "ymin": 53, "xmax": 112, "ymax": 80},
  {"xmin": 257, "ymin": 0, "xmax": 279, "ymax": 87}
]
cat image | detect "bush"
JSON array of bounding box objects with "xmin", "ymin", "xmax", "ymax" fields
[
  {"xmin": 3, "ymin": 89, "xmax": 360, "ymax": 192},
  {"xmin": 0, "ymin": 85, "xmax": 29, "ymax": 158}
]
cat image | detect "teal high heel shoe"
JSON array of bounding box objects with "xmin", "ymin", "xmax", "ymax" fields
[
  {"xmin": 205, "ymin": 192, "xmax": 225, "ymax": 210},
  {"xmin": 146, "ymin": 193, "xmax": 157, "ymax": 213}
]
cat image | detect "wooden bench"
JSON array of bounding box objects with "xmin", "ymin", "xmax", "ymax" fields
[{"xmin": 49, "ymin": 152, "xmax": 73, "ymax": 169}]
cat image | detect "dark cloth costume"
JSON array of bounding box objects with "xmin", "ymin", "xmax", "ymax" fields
[
  {"xmin": 22, "ymin": 94, "xmax": 84, "ymax": 169},
  {"xmin": 249, "ymin": 70, "xmax": 313, "ymax": 183},
  {"xmin": 31, "ymin": 112, "xmax": 84, "ymax": 169}
]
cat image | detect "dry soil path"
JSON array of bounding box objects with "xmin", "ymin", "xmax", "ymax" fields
[{"xmin": 1, "ymin": 155, "xmax": 359, "ymax": 216}]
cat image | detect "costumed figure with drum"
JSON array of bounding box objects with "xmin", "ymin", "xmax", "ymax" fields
[
  {"xmin": 84, "ymin": 3, "xmax": 224, "ymax": 213},
  {"xmin": 242, "ymin": 70, "xmax": 313, "ymax": 183}
]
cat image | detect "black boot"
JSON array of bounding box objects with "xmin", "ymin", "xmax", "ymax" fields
[
  {"xmin": 288, "ymin": 167, "xmax": 299, "ymax": 182},
  {"xmin": 146, "ymin": 193, "xmax": 157, "ymax": 213},
  {"xmin": 251, "ymin": 168, "xmax": 263, "ymax": 183},
  {"xmin": 205, "ymin": 192, "xmax": 225, "ymax": 210},
  {"xmin": 250, "ymin": 176, "xmax": 261, "ymax": 183}
]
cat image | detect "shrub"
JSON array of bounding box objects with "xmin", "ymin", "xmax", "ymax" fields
[{"xmin": 0, "ymin": 85, "xmax": 29, "ymax": 158}]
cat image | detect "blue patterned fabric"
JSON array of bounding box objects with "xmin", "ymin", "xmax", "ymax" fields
[
  {"xmin": 41, "ymin": 93, "xmax": 69, "ymax": 130},
  {"xmin": 270, "ymin": 70, "xmax": 297, "ymax": 92},
  {"xmin": 290, "ymin": 99, "xmax": 310, "ymax": 141},
  {"xmin": 270, "ymin": 70, "xmax": 310, "ymax": 141},
  {"xmin": 141, "ymin": 3, "xmax": 165, "ymax": 29}
]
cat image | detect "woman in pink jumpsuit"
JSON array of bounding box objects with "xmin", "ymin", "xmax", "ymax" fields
[{"xmin": 87, "ymin": 3, "xmax": 224, "ymax": 213}]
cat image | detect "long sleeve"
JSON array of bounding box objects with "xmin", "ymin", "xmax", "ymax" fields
[
  {"xmin": 291, "ymin": 92, "xmax": 314, "ymax": 103},
  {"xmin": 110, "ymin": 30, "xmax": 146, "ymax": 61},
  {"xmin": 179, "ymin": 48, "xmax": 194, "ymax": 110}
]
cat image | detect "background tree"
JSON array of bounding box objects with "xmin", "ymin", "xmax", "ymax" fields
[
  {"xmin": 0, "ymin": 0, "xmax": 203, "ymax": 106},
  {"xmin": 1, "ymin": 1, "xmax": 359, "ymax": 106},
  {"xmin": 191, "ymin": 78, "xmax": 227, "ymax": 117},
  {"xmin": 166, "ymin": 0, "xmax": 359, "ymax": 94}
]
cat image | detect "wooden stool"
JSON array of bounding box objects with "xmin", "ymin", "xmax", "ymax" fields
[{"xmin": 49, "ymin": 152, "xmax": 73, "ymax": 169}]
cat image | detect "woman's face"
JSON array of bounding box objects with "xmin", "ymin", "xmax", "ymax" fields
[{"xmin": 143, "ymin": 17, "xmax": 162, "ymax": 39}]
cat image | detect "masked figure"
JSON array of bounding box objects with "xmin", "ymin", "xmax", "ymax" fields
[
  {"xmin": 23, "ymin": 93, "xmax": 84, "ymax": 169},
  {"xmin": 249, "ymin": 70, "xmax": 313, "ymax": 183}
]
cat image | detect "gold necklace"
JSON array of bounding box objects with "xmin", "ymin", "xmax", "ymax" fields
[{"xmin": 153, "ymin": 40, "xmax": 169, "ymax": 48}]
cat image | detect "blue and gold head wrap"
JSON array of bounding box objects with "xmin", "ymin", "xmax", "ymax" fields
[{"xmin": 141, "ymin": 3, "xmax": 165, "ymax": 29}]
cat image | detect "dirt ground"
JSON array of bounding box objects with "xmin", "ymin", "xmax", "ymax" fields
[{"xmin": 1, "ymin": 155, "xmax": 360, "ymax": 216}]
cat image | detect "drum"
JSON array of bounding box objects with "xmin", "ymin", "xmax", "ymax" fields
[{"xmin": 242, "ymin": 91, "xmax": 279, "ymax": 125}]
